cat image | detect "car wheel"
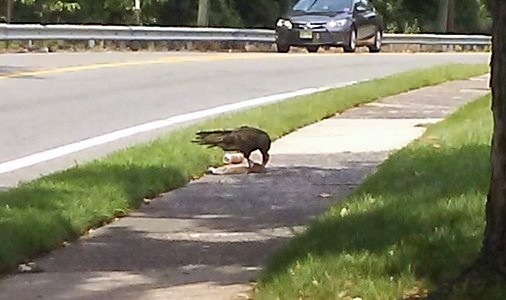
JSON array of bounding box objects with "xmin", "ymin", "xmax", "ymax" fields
[
  {"xmin": 343, "ymin": 28, "xmax": 357, "ymax": 53},
  {"xmin": 368, "ymin": 30, "xmax": 382, "ymax": 53},
  {"xmin": 306, "ymin": 45, "xmax": 319, "ymax": 53},
  {"xmin": 276, "ymin": 44, "xmax": 290, "ymax": 53}
]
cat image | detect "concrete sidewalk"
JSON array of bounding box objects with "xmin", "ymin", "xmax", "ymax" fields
[{"xmin": 0, "ymin": 76, "xmax": 490, "ymax": 300}]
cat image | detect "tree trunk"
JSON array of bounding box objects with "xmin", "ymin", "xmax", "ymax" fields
[
  {"xmin": 437, "ymin": 0, "xmax": 449, "ymax": 32},
  {"xmin": 197, "ymin": 0, "xmax": 209, "ymax": 26},
  {"xmin": 447, "ymin": 0, "xmax": 455, "ymax": 33},
  {"xmin": 134, "ymin": 0, "xmax": 141, "ymax": 25},
  {"xmin": 6, "ymin": 0, "xmax": 13, "ymax": 23},
  {"xmin": 481, "ymin": 0, "xmax": 506, "ymax": 274}
]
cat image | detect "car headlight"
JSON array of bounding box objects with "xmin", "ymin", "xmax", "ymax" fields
[
  {"xmin": 276, "ymin": 19, "xmax": 293, "ymax": 29},
  {"xmin": 327, "ymin": 19, "xmax": 348, "ymax": 28}
]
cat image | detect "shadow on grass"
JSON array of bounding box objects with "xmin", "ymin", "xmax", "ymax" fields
[
  {"xmin": 0, "ymin": 162, "xmax": 187, "ymax": 272},
  {"xmin": 260, "ymin": 144, "xmax": 490, "ymax": 295},
  {"xmin": 0, "ymin": 162, "xmax": 374, "ymax": 298}
]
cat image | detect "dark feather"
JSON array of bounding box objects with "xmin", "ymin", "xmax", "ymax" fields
[{"xmin": 192, "ymin": 126, "xmax": 271, "ymax": 166}]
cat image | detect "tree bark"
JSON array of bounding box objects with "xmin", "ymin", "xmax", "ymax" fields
[
  {"xmin": 427, "ymin": 5, "xmax": 506, "ymax": 298},
  {"xmin": 481, "ymin": 0, "xmax": 506, "ymax": 274},
  {"xmin": 197, "ymin": 0, "xmax": 209, "ymax": 26},
  {"xmin": 134, "ymin": 0, "xmax": 141, "ymax": 25},
  {"xmin": 6, "ymin": 0, "xmax": 13, "ymax": 23},
  {"xmin": 437, "ymin": 0, "xmax": 449, "ymax": 32},
  {"xmin": 447, "ymin": 0, "xmax": 455, "ymax": 33}
]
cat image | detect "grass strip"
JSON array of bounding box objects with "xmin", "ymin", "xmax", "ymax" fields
[
  {"xmin": 255, "ymin": 94, "xmax": 500, "ymax": 299},
  {"xmin": 0, "ymin": 63, "xmax": 488, "ymax": 273}
]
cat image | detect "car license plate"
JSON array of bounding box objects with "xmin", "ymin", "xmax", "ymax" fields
[{"xmin": 299, "ymin": 30, "xmax": 312, "ymax": 39}]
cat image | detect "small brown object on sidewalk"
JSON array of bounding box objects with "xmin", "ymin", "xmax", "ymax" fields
[{"xmin": 208, "ymin": 163, "xmax": 266, "ymax": 175}]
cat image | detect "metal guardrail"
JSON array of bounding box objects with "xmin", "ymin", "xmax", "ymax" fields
[
  {"xmin": 383, "ymin": 33, "xmax": 491, "ymax": 46},
  {"xmin": 0, "ymin": 24, "xmax": 275, "ymax": 43},
  {"xmin": 0, "ymin": 24, "xmax": 492, "ymax": 46}
]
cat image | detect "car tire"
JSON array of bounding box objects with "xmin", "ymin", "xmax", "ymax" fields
[
  {"xmin": 343, "ymin": 28, "xmax": 357, "ymax": 53},
  {"xmin": 306, "ymin": 46, "xmax": 319, "ymax": 53},
  {"xmin": 276, "ymin": 44, "xmax": 290, "ymax": 53},
  {"xmin": 368, "ymin": 30, "xmax": 382, "ymax": 53}
]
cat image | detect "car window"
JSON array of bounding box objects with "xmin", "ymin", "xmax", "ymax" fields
[
  {"xmin": 354, "ymin": 0, "xmax": 370, "ymax": 12},
  {"xmin": 292, "ymin": 0, "xmax": 353, "ymax": 13},
  {"xmin": 359, "ymin": 0, "xmax": 374, "ymax": 10}
]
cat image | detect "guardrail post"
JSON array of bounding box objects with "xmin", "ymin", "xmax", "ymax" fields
[
  {"xmin": 119, "ymin": 41, "xmax": 127, "ymax": 51},
  {"xmin": 147, "ymin": 41, "xmax": 155, "ymax": 51}
]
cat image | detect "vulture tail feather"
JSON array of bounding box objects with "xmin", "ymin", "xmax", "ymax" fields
[{"xmin": 191, "ymin": 129, "xmax": 234, "ymax": 148}]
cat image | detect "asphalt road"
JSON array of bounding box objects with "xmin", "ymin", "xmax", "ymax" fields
[{"xmin": 0, "ymin": 51, "xmax": 490, "ymax": 187}]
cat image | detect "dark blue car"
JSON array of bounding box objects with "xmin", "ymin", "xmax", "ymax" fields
[{"xmin": 275, "ymin": 0, "xmax": 385, "ymax": 53}]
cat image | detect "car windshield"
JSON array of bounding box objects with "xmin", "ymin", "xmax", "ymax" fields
[{"xmin": 292, "ymin": 0, "xmax": 352, "ymax": 14}]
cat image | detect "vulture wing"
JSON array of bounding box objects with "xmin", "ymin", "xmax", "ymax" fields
[
  {"xmin": 193, "ymin": 126, "xmax": 271, "ymax": 164},
  {"xmin": 192, "ymin": 129, "xmax": 243, "ymax": 152}
]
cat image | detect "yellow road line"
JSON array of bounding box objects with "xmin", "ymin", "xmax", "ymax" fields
[
  {"xmin": 0, "ymin": 52, "xmax": 309, "ymax": 80},
  {"xmin": 0, "ymin": 56, "xmax": 209, "ymax": 79},
  {"xmin": 0, "ymin": 51, "xmax": 487, "ymax": 80}
]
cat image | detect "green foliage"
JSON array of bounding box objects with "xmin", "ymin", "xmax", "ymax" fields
[
  {"xmin": 209, "ymin": 0, "xmax": 242, "ymax": 27},
  {"xmin": 371, "ymin": 0, "xmax": 491, "ymax": 33},
  {"xmin": 0, "ymin": 0, "xmax": 491, "ymax": 34}
]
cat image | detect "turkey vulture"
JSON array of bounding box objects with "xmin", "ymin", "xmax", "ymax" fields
[{"xmin": 192, "ymin": 126, "xmax": 271, "ymax": 168}]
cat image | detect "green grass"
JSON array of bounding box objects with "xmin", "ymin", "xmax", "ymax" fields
[
  {"xmin": 0, "ymin": 63, "xmax": 488, "ymax": 273},
  {"xmin": 255, "ymin": 94, "xmax": 502, "ymax": 299}
]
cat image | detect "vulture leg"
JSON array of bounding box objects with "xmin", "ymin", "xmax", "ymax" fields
[
  {"xmin": 244, "ymin": 153, "xmax": 253, "ymax": 169},
  {"xmin": 261, "ymin": 152, "xmax": 270, "ymax": 166}
]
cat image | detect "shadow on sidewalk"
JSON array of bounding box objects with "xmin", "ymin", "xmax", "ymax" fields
[{"xmin": 2, "ymin": 155, "xmax": 386, "ymax": 299}]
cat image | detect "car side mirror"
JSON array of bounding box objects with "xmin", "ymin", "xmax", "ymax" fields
[{"xmin": 355, "ymin": 5, "xmax": 367, "ymax": 12}]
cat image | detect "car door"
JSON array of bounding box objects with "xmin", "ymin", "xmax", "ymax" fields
[
  {"xmin": 352, "ymin": 0, "xmax": 368, "ymax": 41},
  {"xmin": 360, "ymin": 0, "xmax": 379, "ymax": 39}
]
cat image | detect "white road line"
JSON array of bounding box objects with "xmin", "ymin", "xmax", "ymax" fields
[{"xmin": 0, "ymin": 80, "xmax": 363, "ymax": 174}]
